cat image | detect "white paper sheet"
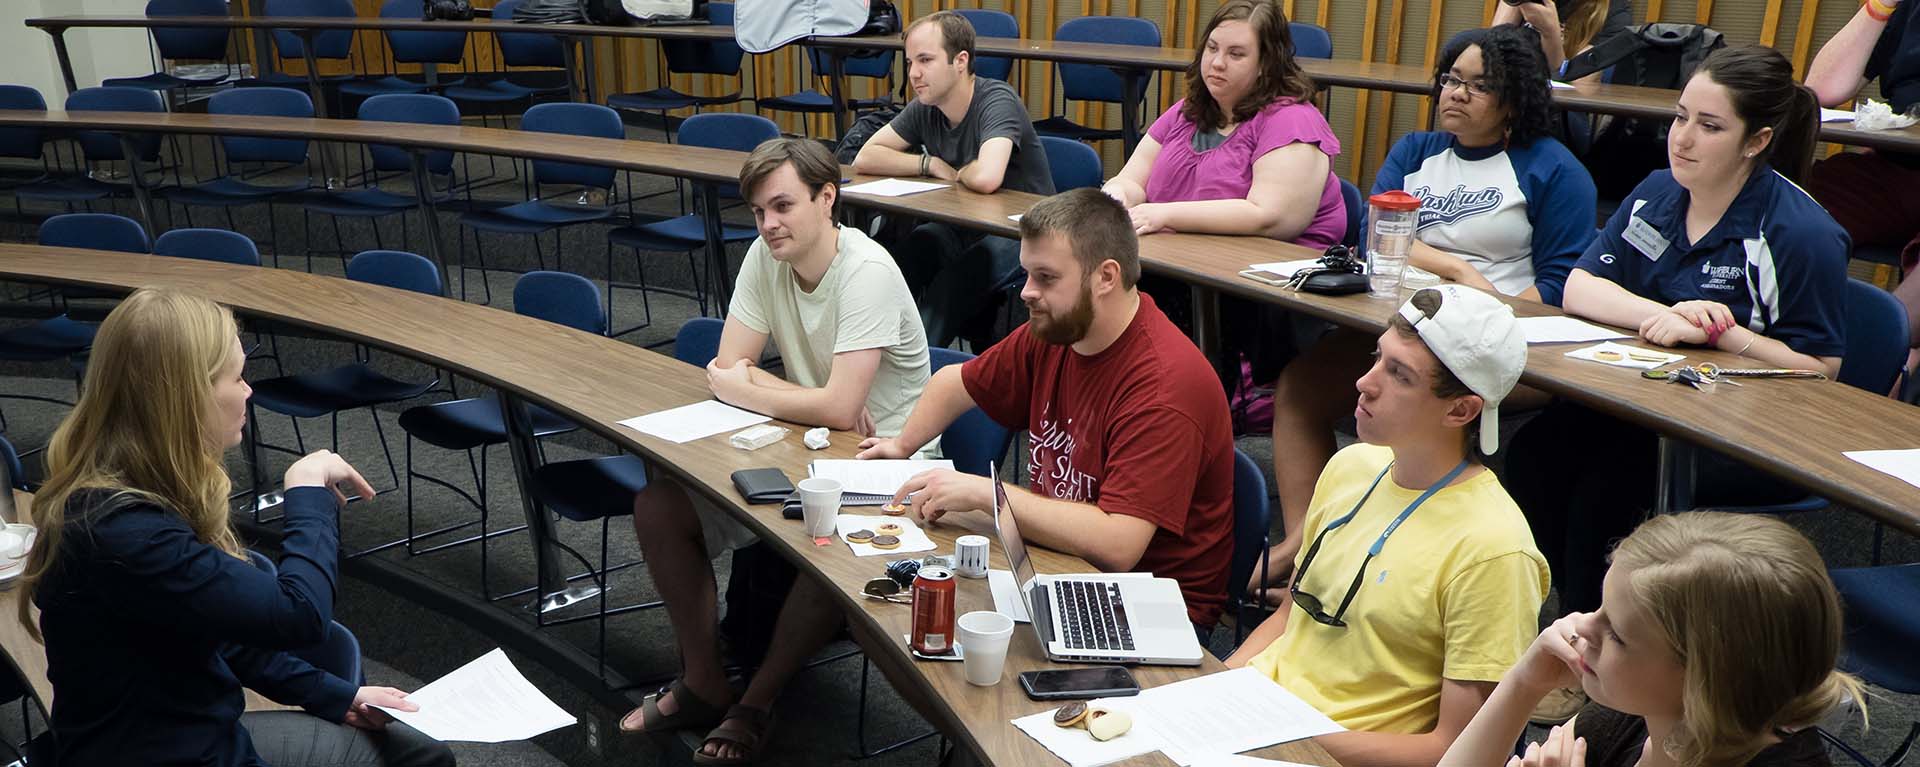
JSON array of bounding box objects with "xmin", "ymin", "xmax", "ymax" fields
[
  {"xmin": 1009, "ymin": 214, "xmax": 1023, "ymax": 222},
  {"xmin": 1845, "ymin": 449, "xmax": 1920, "ymax": 490},
  {"xmin": 1517, "ymin": 316, "xmax": 1631, "ymax": 344},
  {"xmin": 1131, "ymin": 667, "xmax": 1345, "ymax": 766},
  {"xmin": 835, "ymin": 514, "xmax": 937, "ymax": 556},
  {"xmin": 1565, "ymin": 341, "xmax": 1685, "ymax": 370},
  {"xmin": 809, "ymin": 458, "xmax": 954, "ymax": 495},
  {"xmin": 1821, "ymin": 108, "xmax": 1857, "ymax": 123},
  {"xmin": 1011, "ymin": 698, "xmax": 1164, "ymax": 767},
  {"xmin": 1190, "ymin": 756, "xmax": 1317, "ymax": 767},
  {"xmin": 371, "ymin": 649, "xmax": 574, "ymax": 743},
  {"xmin": 1246, "ymin": 260, "xmax": 1319, "ymax": 279},
  {"xmin": 842, "ymin": 178, "xmax": 949, "ymax": 197},
  {"xmin": 618, "ymin": 400, "xmax": 770, "ymax": 444},
  {"xmin": 1550, "ymin": 80, "xmax": 1575, "ymax": 90}
]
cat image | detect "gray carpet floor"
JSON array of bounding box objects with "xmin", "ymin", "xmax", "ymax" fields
[{"xmin": 0, "ymin": 113, "xmax": 1913, "ymax": 766}]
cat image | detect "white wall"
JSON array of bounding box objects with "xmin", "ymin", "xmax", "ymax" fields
[{"xmin": 0, "ymin": 0, "xmax": 165, "ymax": 102}]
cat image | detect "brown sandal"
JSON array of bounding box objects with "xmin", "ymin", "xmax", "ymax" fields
[
  {"xmin": 691, "ymin": 704, "xmax": 773, "ymax": 766},
  {"xmin": 619, "ymin": 678, "xmax": 730, "ymax": 736}
]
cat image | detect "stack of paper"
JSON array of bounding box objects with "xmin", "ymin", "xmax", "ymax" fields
[
  {"xmin": 1845, "ymin": 449, "xmax": 1920, "ymax": 490},
  {"xmin": 1011, "ymin": 667, "xmax": 1344, "ymax": 766},
  {"xmin": 842, "ymin": 178, "xmax": 949, "ymax": 197},
  {"xmin": 371, "ymin": 649, "xmax": 575, "ymax": 743},
  {"xmin": 1245, "ymin": 260, "xmax": 1320, "ymax": 279}
]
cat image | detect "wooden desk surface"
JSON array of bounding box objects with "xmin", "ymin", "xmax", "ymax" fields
[
  {"xmin": 28, "ymin": 14, "xmax": 1920, "ymax": 152},
  {"xmin": 1, "ymin": 107, "xmax": 1913, "ymax": 535},
  {"xmin": 0, "ymin": 248, "xmax": 1336, "ymax": 767}
]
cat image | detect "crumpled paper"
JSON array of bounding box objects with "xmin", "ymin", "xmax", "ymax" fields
[
  {"xmin": 1856, "ymin": 98, "xmax": 1919, "ymax": 131},
  {"xmin": 804, "ymin": 427, "xmax": 830, "ymax": 450}
]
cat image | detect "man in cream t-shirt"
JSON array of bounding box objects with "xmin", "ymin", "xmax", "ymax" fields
[{"xmin": 617, "ymin": 138, "xmax": 931, "ymax": 764}]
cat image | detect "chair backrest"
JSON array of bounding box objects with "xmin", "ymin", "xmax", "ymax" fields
[
  {"xmin": 65, "ymin": 87, "xmax": 166, "ymax": 163},
  {"xmin": 675, "ymin": 317, "xmax": 724, "ymax": 365},
  {"xmin": 807, "ymin": 46, "xmax": 896, "ymax": 81},
  {"xmin": 1838, "ymin": 278, "xmax": 1910, "ymax": 394},
  {"xmin": 514, "ymin": 271, "xmax": 607, "ymax": 335},
  {"xmin": 663, "ymin": 2, "xmax": 743, "ymax": 76},
  {"xmin": 0, "ymin": 85, "xmax": 47, "ymax": 161},
  {"xmin": 521, "ymin": 103, "xmax": 623, "ymax": 190},
  {"xmin": 0, "ymin": 433, "xmax": 24, "ymax": 492},
  {"xmin": 39, "ymin": 213, "xmax": 150, "ymax": 254},
  {"xmin": 1228, "ymin": 449, "xmax": 1271, "ymax": 605},
  {"xmin": 154, "ymin": 228, "xmax": 262, "ymax": 266},
  {"xmin": 380, "ymin": 0, "xmax": 468, "ymax": 65},
  {"xmin": 1040, "ymin": 137, "xmax": 1102, "ymax": 191},
  {"xmin": 208, "ymin": 87, "xmax": 313, "ymax": 165},
  {"xmin": 1289, "ymin": 22, "xmax": 1332, "ymax": 59},
  {"xmin": 678, "ymin": 112, "xmax": 778, "ymax": 199},
  {"xmin": 357, "ymin": 93, "xmax": 459, "ymax": 174},
  {"xmin": 265, "ymin": 0, "xmax": 356, "ymax": 61},
  {"xmin": 346, "ymin": 250, "xmax": 443, "ymax": 295},
  {"xmin": 1055, "ymin": 17, "xmax": 1159, "ymax": 103},
  {"xmin": 147, "ymin": 0, "xmax": 231, "ymax": 62},
  {"xmin": 492, "ymin": 0, "xmax": 568, "ymax": 69},
  {"xmin": 1339, "ymin": 177, "xmax": 1362, "ymax": 248},
  {"xmin": 953, "ymin": 9, "xmax": 1018, "ymax": 82},
  {"xmin": 928, "ymin": 347, "xmax": 1012, "ymax": 477}
]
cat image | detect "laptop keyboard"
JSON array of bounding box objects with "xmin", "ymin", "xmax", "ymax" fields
[{"xmin": 1054, "ymin": 580, "xmax": 1136, "ymax": 651}]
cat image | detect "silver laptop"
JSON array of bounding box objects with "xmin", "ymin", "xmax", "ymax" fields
[{"xmin": 992, "ymin": 470, "xmax": 1205, "ymax": 666}]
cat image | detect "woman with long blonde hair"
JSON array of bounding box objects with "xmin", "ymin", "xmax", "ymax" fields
[
  {"xmin": 1439, "ymin": 512, "xmax": 1861, "ymax": 767},
  {"xmin": 20, "ymin": 288, "xmax": 452, "ymax": 766}
]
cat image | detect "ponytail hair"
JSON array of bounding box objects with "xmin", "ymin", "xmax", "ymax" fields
[
  {"xmin": 1609, "ymin": 513, "xmax": 1866, "ymax": 767},
  {"xmin": 1694, "ymin": 45, "xmax": 1820, "ymax": 184}
]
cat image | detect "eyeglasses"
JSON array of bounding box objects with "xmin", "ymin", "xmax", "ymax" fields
[
  {"xmin": 861, "ymin": 578, "xmax": 911, "ymax": 603},
  {"xmin": 1288, "ymin": 459, "xmax": 1471, "ymax": 628},
  {"xmin": 1437, "ymin": 73, "xmax": 1493, "ymax": 98}
]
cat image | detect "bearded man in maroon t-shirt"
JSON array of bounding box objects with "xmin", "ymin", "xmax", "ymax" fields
[{"xmin": 858, "ymin": 188, "xmax": 1236, "ymax": 633}]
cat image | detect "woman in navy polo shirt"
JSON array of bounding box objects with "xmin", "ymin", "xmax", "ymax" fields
[
  {"xmin": 19, "ymin": 289, "xmax": 453, "ymax": 766},
  {"xmin": 1505, "ymin": 45, "xmax": 1848, "ymax": 616}
]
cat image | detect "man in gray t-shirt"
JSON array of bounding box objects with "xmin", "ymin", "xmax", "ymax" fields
[{"xmin": 854, "ymin": 10, "xmax": 1054, "ymax": 348}]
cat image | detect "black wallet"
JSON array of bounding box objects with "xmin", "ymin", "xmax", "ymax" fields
[
  {"xmin": 731, "ymin": 468, "xmax": 795, "ymax": 504},
  {"xmin": 1286, "ymin": 244, "xmax": 1370, "ymax": 296}
]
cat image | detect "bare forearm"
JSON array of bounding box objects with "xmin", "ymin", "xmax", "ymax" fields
[
  {"xmin": 1154, "ymin": 199, "xmax": 1310, "ymax": 240},
  {"xmin": 1718, "ymin": 326, "xmax": 1840, "ymax": 377},
  {"xmin": 1437, "ymin": 677, "xmax": 1545, "ymax": 767},
  {"xmin": 1409, "ymin": 241, "xmax": 1485, "ymax": 285},
  {"xmin": 956, "ymin": 162, "xmax": 1005, "ymax": 194},
  {"xmin": 1316, "ymin": 729, "xmax": 1452, "ymax": 767},
  {"xmin": 721, "ymin": 381, "xmax": 863, "ymax": 431},
  {"xmin": 1223, "ymin": 598, "xmax": 1290, "ymax": 667},
  {"xmin": 1807, "ymin": 6, "xmax": 1887, "ymax": 106},
  {"xmin": 1102, "ymin": 179, "xmax": 1146, "ymax": 207},
  {"xmin": 1562, "ymin": 269, "xmax": 1667, "ymax": 329},
  {"xmin": 854, "ymin": 144, "xmax": 926, "ymax": 177},
  {"xmin": 1003, "ymin": 486, "xmax": 1146, "ymax": 572},
  {"xmin": 893, "ymin": 366, "xmax": 976, "ymax": 454}
]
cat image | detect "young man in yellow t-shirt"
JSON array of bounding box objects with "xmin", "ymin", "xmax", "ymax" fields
[{"xmin": 1226, "ymin": 285, "xmax": 1549, "ymax": 767}]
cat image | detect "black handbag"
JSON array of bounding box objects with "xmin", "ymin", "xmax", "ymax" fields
[
  {"xmin": 1286, "ymin": 244, "xmax": 1369, "ymax": 296},
  {"xmin": 422, "ymin": 0, "xmax": 474, "ymax": 20}
]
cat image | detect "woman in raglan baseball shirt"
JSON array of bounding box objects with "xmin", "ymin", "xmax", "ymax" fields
[{"xmin": 1252, "ymin": 22, "xmax": 1597, "ymax": 603}]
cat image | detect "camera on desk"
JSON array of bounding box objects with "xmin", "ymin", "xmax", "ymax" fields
[{"xmin": 422, "ymin": 0, "xmax": 475, "ymax": 21}]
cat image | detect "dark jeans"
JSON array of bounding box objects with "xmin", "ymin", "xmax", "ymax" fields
[
  {"xmin": 242, "ymin": 710, "xmax": 456, "ymax": 767},
  {"xmin": 898, "ymin": 222, "xmax": 1022, "ymax": 348},
  {"xmin": 1503, "ymin": 401, "xmax": 1802, "ymax": 614}
]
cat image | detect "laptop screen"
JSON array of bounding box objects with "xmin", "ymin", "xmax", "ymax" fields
[{"xmin": 991, "ymin": 467, "xmax": 1039, "ymax": 602}]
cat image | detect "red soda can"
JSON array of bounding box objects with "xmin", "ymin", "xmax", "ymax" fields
[{"xmin": 911, "ymin": 565, "xmax": 956, "ymax": 655}]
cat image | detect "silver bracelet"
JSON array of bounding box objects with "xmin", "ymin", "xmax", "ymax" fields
[{"xmin": 1734, "ymin": 333, "xmax": 1757, "ymax": 357}]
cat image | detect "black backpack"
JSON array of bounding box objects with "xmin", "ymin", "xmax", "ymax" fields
[
  {"xmin": 834, "ymin": 103, "xmax": 902, "ymax": 165},
  {"xmin": 1563, "ymin": 23, "xmax": 1725, "ymax": 200}
]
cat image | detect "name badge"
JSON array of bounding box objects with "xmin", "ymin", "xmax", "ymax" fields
[{"xmin": 1622, "ymin": 216, "xmax": 1670, "ymax": 262}]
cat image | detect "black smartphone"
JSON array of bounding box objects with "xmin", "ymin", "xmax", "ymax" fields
[{"xmin": 1018, "ymin": 666, "xmax": 1141, "ymax": 700}]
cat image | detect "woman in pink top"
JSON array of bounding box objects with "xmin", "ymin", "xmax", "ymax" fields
[{"xmin": 1101, "ymin": 0, "xmax": 1345, "ymax": 248}]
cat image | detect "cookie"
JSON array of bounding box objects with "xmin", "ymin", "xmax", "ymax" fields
[
  {"xmin": 881, "ymin": 502, "xmax": 907, "ymax": 516},
  {"xmin": 869, "ymin": 534, "xmax": 901, "ymax": 550},
  {"xmin": 1052, "ymin": 701, "xmax": 1089, "ymax": 728},
  {"xmin": 876, "ymin": 523, "xmax": 903, "ymax": 536},
  {"xmin": 1086, "ymin": 708, "xmax": 1132, "ymax": 741},
  {"xmin": 1594, "ymin": 350, "xmax": 1623, "ymax": 362},
  {"xmin": 846, "ymin": 530, "xmax": 875, "ymax": 543}
]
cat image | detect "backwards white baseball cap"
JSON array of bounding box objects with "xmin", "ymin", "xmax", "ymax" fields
[{"xmin": 1395, "ymin": 285, "xmax": 1527, "ymax": 453}]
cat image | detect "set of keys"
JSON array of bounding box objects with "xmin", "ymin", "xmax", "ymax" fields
[{"xmin": 1641, "ymin": 362, "xmax": 1829, "ymax": 390}]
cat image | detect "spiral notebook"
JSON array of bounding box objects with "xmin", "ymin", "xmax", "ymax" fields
[{"xmin": 806, "ymin": 459, "xmax": 953, "ymax": 505}]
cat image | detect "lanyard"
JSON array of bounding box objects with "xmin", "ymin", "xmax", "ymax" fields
[{"xmin": 1319, "ymin": 458, "xmax": 1472, "ymax": 557}]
